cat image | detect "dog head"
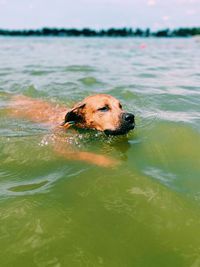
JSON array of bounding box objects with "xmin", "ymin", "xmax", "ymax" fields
[{"xmin": 63, "ymin": 94, "xmax": 135, "ymax": 135}]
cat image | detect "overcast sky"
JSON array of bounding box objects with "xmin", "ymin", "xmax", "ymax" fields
[{"xmin": 0, "ymin": 0, "xmax": 199, "ymax": 30}]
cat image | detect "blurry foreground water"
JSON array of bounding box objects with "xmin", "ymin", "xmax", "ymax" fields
[{"xmin": 0, "ymin": 37, "xmax": 200, "ymax": 267}]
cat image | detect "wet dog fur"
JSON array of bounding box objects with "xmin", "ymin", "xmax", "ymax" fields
[{"xmin": 8, "ymin": 94, "xmax": 135, "ymax": 167}]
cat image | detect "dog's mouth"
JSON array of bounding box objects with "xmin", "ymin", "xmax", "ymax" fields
[
  {"xmin": 68, "ymin": 123, "xmax": 135, "ymax": 136},
  {"xmin": 64, "ymin": 114, "xmax": 135, "ymax": 136},
  {"xmin": 104, "ymin": 123, "xmax": 135, "ymax": 136}
]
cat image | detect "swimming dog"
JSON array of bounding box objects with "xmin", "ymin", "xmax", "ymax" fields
[{"xmin": 9, "ymin": 94, "xmax": 135, "ymax": 167}]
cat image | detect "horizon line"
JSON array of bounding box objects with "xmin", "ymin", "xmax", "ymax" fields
[
  {"xmin": 1, "ymin": 26, "xmax": 200, "ymax": 31},
  {"xmin": 0, "ymin": 27, "xmax": 200, "ymax": 38}
]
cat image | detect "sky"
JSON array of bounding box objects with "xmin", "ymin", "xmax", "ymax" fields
[{"xmin": 0, "ymin": 0, "xmax": 200, "ymax": 30}]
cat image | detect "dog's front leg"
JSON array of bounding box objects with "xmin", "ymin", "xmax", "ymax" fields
[{"xmin": 52, "ymin": 136, "xmax": 119, "ymax": 168}]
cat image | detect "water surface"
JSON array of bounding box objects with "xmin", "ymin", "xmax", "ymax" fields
[{"xmin": 0, "ymin": 37, "xmax": 200, "ymax": 267}]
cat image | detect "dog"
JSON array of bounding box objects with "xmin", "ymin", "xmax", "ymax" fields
[
  {"xmin": 62, "ymin": 94, "xmax": 135, "ymax": 135},
  {"xmin": 8, "ymin": 94, "xmax": 135, "ymax": 167}
]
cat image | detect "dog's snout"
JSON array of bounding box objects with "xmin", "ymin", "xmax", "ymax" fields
[{"xmin": 123, "ymin": 113, "xmax": 135, "ymax": 124}]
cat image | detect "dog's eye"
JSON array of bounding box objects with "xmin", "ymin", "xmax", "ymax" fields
[
  {"xmin": 98, "ymin": 106, "xmax": 109, "ymax": 112},
  {"xmin": 119, "ymin": 103, "xmax": 122, "ymax": 109}
]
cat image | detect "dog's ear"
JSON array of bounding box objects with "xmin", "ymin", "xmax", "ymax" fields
[{"xmin": 64, "ymin": 102, "xmax": 86, "ymax": 124}]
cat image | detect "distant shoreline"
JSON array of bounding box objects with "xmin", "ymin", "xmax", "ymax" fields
[{"xmin": 0, "ymin": 27, "xmax": 200, "ymax": 37}]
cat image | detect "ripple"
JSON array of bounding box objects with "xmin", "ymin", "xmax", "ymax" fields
[
  {"xmin": 24, "ymin": 64, "xmax": 97, "ymax": 74},
  {"xmin": 166, "ymin": 87, "xmax": 200, "ymax": 96},
  {"xmin": 0, "ymin": 120, "xmax": 48, "ymax": 138},
  {"xmin": 64, "ymin": 65, "xmax": 96, "ymax": 73},
  {"xmin": 178, "ymin": 85, "xmax": 200, "ymax": 91},
  {"xmin": 8, "ymin": 180, "xmax": 49, "ymax": 192},
  {"xmin": 153, "ymin": 110, "xmax": 200, "ymax": 123},
  {"xmin": 143, "ymin": 167, "xmax": 176, "ymax": 187},
  {"xmin": 28, "ymin": 70, "xmax": 54, "ymax": 76},
  {"xmin": 78, "ymin": 76, "xmax": 103, "ymax": 86},
  {"xmin": 0, "ymin": 72, "xmax": 11, "ymax": 76},
  {"xmin": 137, "ymin": 108, "xmax": 200, "ymax": 128},
  {"xmin": 137, "ymin": 73, "xmax": 157, "ymax": 78},
  {"xmin": 0, "ymin": 170, "xmax": 20, "ymax": 181},
  {"xmin": 135, "ymin": 111, "xmax": 158, "ymax": 130},
  {"xmin": 0, "ymin": 167, "xmax": 86, "ymax": 197},
  {"xmin": 108, "ymin": 85, "xmax": 164, "ymax": 98},
  {"xmin": 23, "ymin": 85, "xmax": 47, "ymax": 98},
  {"xmin": 107, "ymin": 86, "xmax": 136, "ymax": 99}
]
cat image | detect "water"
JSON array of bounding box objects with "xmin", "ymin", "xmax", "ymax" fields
[{"xmin": 0, "ymin": 37, "xmax": 200, "ymax": 267}]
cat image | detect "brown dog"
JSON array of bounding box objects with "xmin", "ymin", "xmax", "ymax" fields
[
  {"xmin": 63, "ymin": 94, "xmax": 135, "ymax": 135},
  {"xmin": 9, "ymin": 94, "xmax": 135, "ymax": 167}
]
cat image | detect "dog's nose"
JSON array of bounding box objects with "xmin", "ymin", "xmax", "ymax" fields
[{"xmin": 123, "ymin": 113, "xmax": 135, "ymax": 124}]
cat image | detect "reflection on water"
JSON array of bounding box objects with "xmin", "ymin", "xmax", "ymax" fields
[{"xmin": 0, "ymin": 37, "xmax": 200, "ymax": 266}]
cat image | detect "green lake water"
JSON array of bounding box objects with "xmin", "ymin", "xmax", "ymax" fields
[{"xmin": 0, "ymin": 37, "xmax": 200, "ymax": 267}]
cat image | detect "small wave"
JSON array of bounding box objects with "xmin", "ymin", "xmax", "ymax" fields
[
  {"xmin": 0, "ymin": 168, "xmax": 87, "ymax": 197},
  {"xmin": 165, "ymin": 88, "xmax": 200, "ymax": 96},
  {"xmin": 0, "ymin": 91, "xmax": 11, "ymax": 98},
  {"xmin": 137, "ymin": 109, "xmax": 200, "ymax": 128},
  {"xmin": 107, "ymin": 86, "xmax": 137, "ymax": 100},
  {"xmin": 0, "ymin": 72, "xmax": 11, "ymax": 77},
  {"xmin": 64, "ymin": 65, "xmax": 96, "ymax": 73},
  {"xmin": 0, "ymin": 170, "xmax": 20, "ymax": 181},
  {"xmin": 108, "ymin": 85, "xmax": 164, "ymax": 98},
  {"xmin": 153, "ymin": 110, "xmax": 200, "ymax": 123},
  {"xmin": 137, "ymin": 73, "xmax": 157, "ymax": 78},
  {"xmin": 22, "ymin": 85, "xmax": 47, "ymax": 98},
  {"xmin": 0, "ymin": 119, "xmax": 49, "ymax": 138},
  {"xmin": 135, "ymin": 111, "xmax": 158, "ymax": 130},
  {"xmin": 8, "ymin": 180, "xmax": 49, "ymax": 193},
  {"xmin": 78, "ymin": 76, "xmax": 103, "ymax": 86},
  {"xmin": 192, "ymin": 73, "xmax": 200, "ymax": 77},
  {"xmin": 143, "ymin": 166, "xmax": 176, "ymax": 187},
  {"xmin": 26, "ymin": 70, "xmax": 54, "ymax": 76}
]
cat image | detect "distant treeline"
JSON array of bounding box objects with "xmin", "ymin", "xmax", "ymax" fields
[{"xmin": 0, "ymin": 27, "xmax": 200, "ymax": 37}]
